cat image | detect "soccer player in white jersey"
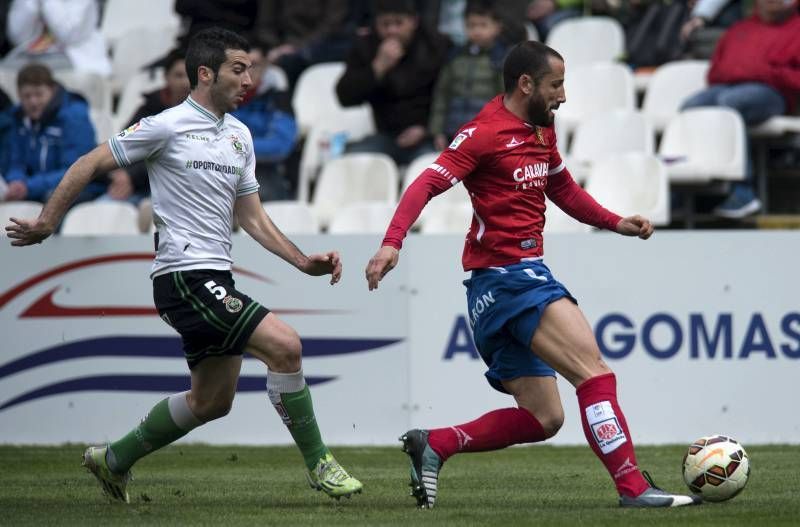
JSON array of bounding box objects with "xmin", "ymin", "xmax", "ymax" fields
[{"xmin": 5, "ymin": 27, "xmax": 362, "ymax": 503}]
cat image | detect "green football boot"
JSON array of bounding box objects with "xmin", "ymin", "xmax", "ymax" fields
[
  {"xmin": 306, "ymin": 453, "xmax": 363, "ymax": 499},
  {"xmin": 82, "ymin": 445, "xmax": 132, "ymax": 503}
]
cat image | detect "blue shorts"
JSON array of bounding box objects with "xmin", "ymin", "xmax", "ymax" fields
[{"xmin": 463, "ymin": 259, "xmax": 575, "ymax": 394}]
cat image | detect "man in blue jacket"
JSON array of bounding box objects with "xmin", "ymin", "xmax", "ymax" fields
[
  {"xmin": 232, "ymin": 44, "xmax": 298, "ymax": 201},
  {"xmin": 2, "ymin": 63, "xmax": 97, "ymax": 203}
]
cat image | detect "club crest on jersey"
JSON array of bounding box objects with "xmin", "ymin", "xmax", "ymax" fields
[
  {"xmin": 449, "ymin": 127, "xmax": 477, "ymax": 150},
  {"xmin": 117, "ymin": 121, "xmax": 141, "ymax": 138},
  {"xmin": 534, "ymin": 126, "xmax": 546, "ymax": 145},
  {"xmin": 230, "ymin": 134, "xmax": 245, "ymax": 154},
  {"xmin": 223, "ymin": 295, "xmax": 243, "ymax": 313}
]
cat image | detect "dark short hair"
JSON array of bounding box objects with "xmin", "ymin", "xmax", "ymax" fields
[
  {"xmin": 373, "ymin": 0, "xmax": 417, "ymax": 16},
  {"xmin": 17, "ymin": 63, "xmax": 55, "ymax": 89},
  {"xmin": 465, "ymin": 0, "xmax": 499, "ymax": 19},
  {"xmin": 185, "ymin": 27, "xmax": 250, "ymax": 89},
  {"xmin": 503, "ymin": 41, "xmax": 563, "ymax": 93},
  {"xmin": 161, "ymin": 48, "xmax": 186, "ymax": 73}
]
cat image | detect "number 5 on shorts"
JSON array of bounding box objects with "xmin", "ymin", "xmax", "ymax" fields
[{"xmin": 204, "ymin": 280, "xmax": 227, "ymax": 300}]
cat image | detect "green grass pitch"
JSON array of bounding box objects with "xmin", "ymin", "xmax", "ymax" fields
[{"xmin": 1, "ymin": 444, "xmax": 799, "ymax": 526}]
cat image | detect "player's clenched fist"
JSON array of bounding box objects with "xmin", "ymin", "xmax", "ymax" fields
[{"xmin": 365, "ymin": 245, "xmax": 399, "ymax": 291}]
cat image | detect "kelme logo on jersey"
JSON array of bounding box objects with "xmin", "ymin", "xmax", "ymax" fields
[{"xmin": 184, "ymin": 160, "xmax": 244, "ymax": 176}]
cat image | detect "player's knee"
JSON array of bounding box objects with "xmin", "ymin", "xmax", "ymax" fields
[
  {"xmin": 191, "ymin": 395, "xmax": 234, "ymax": 422},
  {"xmin": 538, "ymin": 409, "xmax": 565, "ymax": 438},
  {"xmin": 270, "ymin": 330, "xmax": 302, "ymax": 373}
]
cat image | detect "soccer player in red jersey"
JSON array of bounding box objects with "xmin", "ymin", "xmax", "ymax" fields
[{"xmin": 365, "ymin": 40, "xmax": 701, "ymax": 509}]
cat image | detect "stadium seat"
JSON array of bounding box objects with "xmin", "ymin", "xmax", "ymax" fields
[
  {"xmin": 292, "ymin": 62, "xmax": 375, "ymax": 137},
  {"xmin": 113, "ymin": 69, "xmax": 165, "ymax": 132},
  {"xmin": 524, "ymin": 22, "xmax": 540, "ymax": 42},
  {"xmin": 110, "ymin": 27, "xmax": 177, "ymax": 93},
  {"xmin": 659, "ymin": 108, "xmax": 746, "ymax": 184},
  {"xmin": 328, "ymin": 202, "xmax": 397, "ymax": 234},
  {"xmin": 420, "ymin": 202, "xmax": 473, "ymax": 234},
  {"xmin": 556, "ymin": 62, "xmax": 636, "ymax": 143},
  {"xmin": 61, "ymin": 201, "xmax": 140, "ymax": 235},
  {"xmin": 101, "ymin": 0, "xmax": 180, "ymax": 49},
  {"xmin": 89, "ymin": 109, "xmax": 115, "ymax": 143},
  {"xmin": 585, "ymin": 152, "xmax": 670, "ymax": 226},
  {"xmin": 401, "ymin": 152, "xmax": 471, "ymax": 227},
  {"xmin": 566, "ymin": 109, "xmax": 654, "ymax": 183},
  {"xmin": 311, "ymin": 153, "xmax": 398, "ymax": 228},
  {"xmin": 296, "ymin": 112, "xmax": 376, "ymax": 202},
  {"xmin": 543, "ymin": 198, "xmax": 592, "ymax": 233},
  {"xmin": 53, "ymin": 70, "xmax": 113, "ymax": 114},
  {"xmin": 641, "ymin": 60, "xmax": 709, "ymax": 133},
  {"xmin": 402, "ymin": 152, "xmax": 441, "ymax": 192},
  {"xmin": 0, "ymin": 201, "xmax": 44, "ymax": 221},
  {"xmin": 546, "ymin": 17, "xmax": 625, "ymax": 67},
  {"xmin": 262, "ymin": 201, "xmax": 320, "ymax": 234},
  {"xmin": 0, "ymin": 67, "xmax": 17, "ymax": 103}
]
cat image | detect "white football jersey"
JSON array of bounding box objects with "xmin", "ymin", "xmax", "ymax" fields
[{"xmin": 109, "ymin": 96, "xmax": 259, "ymax": 277}]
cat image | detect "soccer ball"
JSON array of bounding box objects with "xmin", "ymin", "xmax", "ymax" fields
[{"xmin": 682, "ymin": 435, "xmax": 750, "ymax": 502}]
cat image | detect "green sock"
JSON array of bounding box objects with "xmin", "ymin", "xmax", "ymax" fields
[
  {"xmin": 268, "ymin": 372, "xmax": 329, "ymax": 470},
  {"xmin": 108, "ymin": 392, "xmax": 201, "ymax": 473}
]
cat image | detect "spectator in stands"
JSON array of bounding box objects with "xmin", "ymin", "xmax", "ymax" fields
[
  {"xmin": 526, "ymin": 0, "xmax": 582, "ymax": 41},
  {"xmin": 3, "ymin": 0, "xmax": 111, "ymax": 76},
  {"xmin": 419, "ymin": 0, "xmax": 529, "ymax": 47},
  {"xmin": 103, "ymin": 49, "xmax": 191, "ymax": 205},
  {"xmin": 429, "ymin": 0, "xmax": 506, "ymax": 151},
  {"xmin": 254, "ymin": 0, "xmax": 352, "ymax": 90},
  {"xmin": 231, "ymin": 44, "xmax": 298, "ymax": 201},
  {"xmin": 175, "ymin": 0, "xmax": 259, "ymax": 47},
  {"xmin": 0, "ymin": 0, "xmax": 12, "ymax": 58},
  {"xmin": 336, "ymin": 0, "xmax": 451, "ymax": 166},
  {"xmin": 2, "ymin": 64, "xmax": 98, "ymax": 203},
  {"xmin": 682, "ymin": 0, "xmax": 800, "ymax": 218},
  {"xmin": 0, "ymin": 86, "xmax": 12, "ymax": 191},
  {"xmin": 680, "ymin": 0, "xmax": 744, "ymax": 59}
]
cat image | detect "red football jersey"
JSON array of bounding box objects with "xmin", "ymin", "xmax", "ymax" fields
[{"xmin": 383, "ymin": 95, "xmax": 621, "ymax": 270}]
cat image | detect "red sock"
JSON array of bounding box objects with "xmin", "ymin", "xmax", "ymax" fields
[
  {"xmin": 427, "ymin": 407, "xmax": 547, "ymax": 461},
  {"xmin": 576, "ymin": 373, "xmax": 649, "ymax": 498}
]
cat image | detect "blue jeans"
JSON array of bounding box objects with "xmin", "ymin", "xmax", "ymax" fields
[{"xmin": 682, "ymin": 83, "xmax": 786, "ymax": 197}]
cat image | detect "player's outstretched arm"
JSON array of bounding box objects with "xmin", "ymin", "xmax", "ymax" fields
[
  {"xmin": 235, "ymin": 193, "xmax": 342, "ymax": 285},
  {"xmin": 5, "ymin": 143, "xmax": 119, "ymax": 246},
  {"xmin": 615, "ymin": 215, "xmax": 654, "ymax": 240},
  {"xmin": 365, "ymin": 245, "xmax": 399, "ymax": 291}
]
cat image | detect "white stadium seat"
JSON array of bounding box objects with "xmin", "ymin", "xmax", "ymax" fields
[
  {"xmin": 101, "ymin": 0, "xmax": 180, "ymax": 49},
  {"xmin": 546, "ymin": 17, "xmax": 624, "ymax": 67},
  {"xmin": 113, "ymin": 69, "xmax": 165, "ymax": 132},
  {"xmin": 565, "ymin": 109, "xmax": 654, "ymax": 183},
  {"xmin": 543, "ymin": 198, "xmax": 592, "ymax": 234},
  {"xmin": 262, "ymin": 201, "xmax": 320, "ymax": 235},
  {"xmin": 402, "ymin": 152, "xmax": 472, "ymax": 227},
  {"xmin": 402, "ymin": 152, "xmax": 441, "ymax": 192},
  {"xmin": 311, "ymin": 153, "xmax": 398, "ymax": 228},
  {"xmin": 641, "ymin": 60, "xmax": 709, "ymax": 133},
  {"xmin": 420, "ymin": 202, "xmax": 474, "ymax": 234},
  {"xmin": 0, "ymin": 67, "xmax": 17, "ymax": 103},
  {"xmin": 585, "ymin": 152, "xmax": 670, "ymax": 226},
  {"xmin": 556, "ymin": 62, "xmax": 636, "ymax": 143},
  {"xmin": 53, "ymin": 70, "xmax": 113, "ymax": 113},
  {"xmin": 89, "ymin": 109, "xmax": 115, "ymax": 143},
  {"xmin": 0, "ymin": 201, "xmax": 44, "ymax": 221},
  {"xmin": 292, "ymin": 62, "xmax": 375, "ymax": 137},
  {"xmin": 110, "ymin": 27, "xmax": 177, "ymax": 93},
  {"xmin": 328, "ymin": 202, "xmax": 397, "ymax": 234},
  {"xmin": 296, "ymin": 109, "xmax": 375, "ymax": 202},
  {"xmin": 658, "ymin": 108, "xmax": 746, "ymax": 184},
  {"xmin": 61, "ymin": 202, "xmax": 140, "ymax": 236}
]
